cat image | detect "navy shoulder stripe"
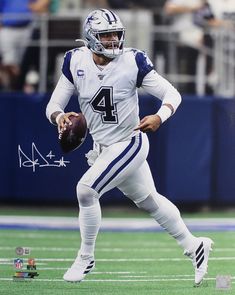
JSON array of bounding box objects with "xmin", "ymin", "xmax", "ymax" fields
[
  {"xmin": 62, "ymin": 51, "xmax": 74, "ymax": 84},
  {"xmin": 135, "ymin": 51, "xmax": 154, "ymax": 88}
]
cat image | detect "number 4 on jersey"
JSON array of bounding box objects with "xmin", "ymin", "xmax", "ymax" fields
[{"xmin": 90, "ymin": 87, "xmax": 118, "ymax": 124}]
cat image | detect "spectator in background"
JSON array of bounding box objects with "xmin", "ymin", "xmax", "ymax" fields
[
  {"xmin": 0, "ymin": 0, "xmax": 50, "ymax": 91},
  {"xmin": 207, "ymin": 0, "xmax": 235, "ymax": 23},
  {"xmin": 164, "ymin": 0, "xmax": 204, "ymax": 49},
  {"xmin": 193, "ymin": 0, "xmax": 235, "ymax": 93},
  {"xmin": 208, "ymin": 1, "xmax": 235, "ymax": 93},
  {"xmin": 192, "ymin": 1, "xmax": 223, "ymax": 93},
  {"xmin": 163, "ymin": 0, "xmax": 233, "ymax": 94},
  {"xmin": 163, "ymin": 0, "xmax": 205, "ymax": 94}
]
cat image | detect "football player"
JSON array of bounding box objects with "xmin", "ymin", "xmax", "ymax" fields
[{"xmin": 46, "ymin": 9, "xmax": 213, "ymax": 286}]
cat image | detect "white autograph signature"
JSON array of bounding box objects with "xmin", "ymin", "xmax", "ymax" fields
[{"xmin": 18, "ymin": 142, "xmax": 70, "ymax": 172}]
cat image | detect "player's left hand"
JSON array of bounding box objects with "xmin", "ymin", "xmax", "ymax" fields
[{"xmin": 134, "ymin": 114, "xmax": 161, "ymax": 132}]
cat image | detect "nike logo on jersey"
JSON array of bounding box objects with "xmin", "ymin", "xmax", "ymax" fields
[{"xmin": 97, "ymin": 74, "xmax": 105, "ymax": 80}]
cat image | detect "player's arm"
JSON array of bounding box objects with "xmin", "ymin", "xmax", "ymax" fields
[
  {"xmin": 46, "ymin": 74, "xmax": 78, "ymax": 131},
  {"xmin": 135, "ymin": 70, "xmax": 182, "ymax": 132},
  {"xmin": 46, "ymin": 50, "xmax": 79, "ymax": 131}
]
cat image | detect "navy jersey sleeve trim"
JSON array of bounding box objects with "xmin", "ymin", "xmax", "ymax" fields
[
  {"xmin": 135, "ymin": 51, "xmax": 154, "ymax": 88},
  {"xmin": 62, "ymin": 51, "xmax": 74, "ymax": 84}
]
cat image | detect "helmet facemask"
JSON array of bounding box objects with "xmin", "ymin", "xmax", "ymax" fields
[{"xmin": 92, "ymin": 29, "xmax": 125, "ymax": 58}]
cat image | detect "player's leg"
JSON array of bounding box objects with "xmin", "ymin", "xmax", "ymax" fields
[
  {"xmin": 63, "ymin": 133, "xmax": 148, "ymax": 282},
  {"xmin": 77, "ymin": 132, "xmax": 148, "ymax": 254},
  {"xmin": 118, "ymin": 161, "xmax": 213, "ymax": 286},
  {"xmin": 63, "ymin": 184, "xmax": 99, "ymax": 282},
  {"xmin": 118, "ymin": 161, "xmax": 198, "ymax": 247}
]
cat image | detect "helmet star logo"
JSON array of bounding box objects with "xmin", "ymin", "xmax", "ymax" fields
[{"xmin": 86, "ymin": 15, "xmax": 98, "ymax": 24}]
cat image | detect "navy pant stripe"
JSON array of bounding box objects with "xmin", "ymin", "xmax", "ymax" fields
[
  {"xmin": 91, "ymin": 136, "xmax": 137, "ymax": 191},
  {"xmin": 92, "ymin": 134, "xmax": 142, "ymax": 193},
  {"xmin": 97, "ymin": 134, "xmax": 142, "ymax": 193}
]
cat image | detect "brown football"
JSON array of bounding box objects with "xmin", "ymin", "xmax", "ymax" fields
[{"xmin": 59, "ymin": 113, "xmax": 87, "ymax": 153}]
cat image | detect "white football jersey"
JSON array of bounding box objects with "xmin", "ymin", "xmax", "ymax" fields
[
  {"xmin": 51, "ymin": 46, "xmax": 153, "ymax": 145},
  {"xmin": 46, "ymin": 46, "xmax": 181, "ymax": 146}
]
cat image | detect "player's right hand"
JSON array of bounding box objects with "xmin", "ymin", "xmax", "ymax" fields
[{"xmin": 57, "ymin": 112, "xmax": 79, "ymax": 133}]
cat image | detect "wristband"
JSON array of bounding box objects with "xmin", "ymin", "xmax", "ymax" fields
[
  {"xmin": 156, "ymin": 105, "xmax": 172, "ymax": 124},
  {"xmin": 56, "ymin": 112, "xmax": 65, "ymax": 125}
]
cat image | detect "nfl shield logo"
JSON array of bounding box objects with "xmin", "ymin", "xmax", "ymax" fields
[{"xmin": 14, "ymin": 258, "xmax": 23, "ymax": 269}]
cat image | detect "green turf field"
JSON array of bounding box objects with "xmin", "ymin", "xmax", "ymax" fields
[
  {"xmin": 1, "ymin": 205, "xmax": 235, "ymax": 218},
  {"xmin": 0, "ymin": 228, "xmax": 234, "ymax": 295}
]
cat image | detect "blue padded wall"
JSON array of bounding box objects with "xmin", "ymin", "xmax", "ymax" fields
[{"xmin": 0, "ymin": 93, "xmax": 234, "ymax": 206}]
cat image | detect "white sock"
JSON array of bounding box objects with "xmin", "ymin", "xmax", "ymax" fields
[
  {"xmin": 151, "ymin": 194, "xmax": 198, "ymax": 251},
  {"xmin": 78, "ymin": 200, "xmax": 101, "ymax": 256}
]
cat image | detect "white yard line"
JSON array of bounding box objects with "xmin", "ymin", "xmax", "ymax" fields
[
  {"xmin": 0, "ymin": 277, "xmax": 234, "ymax": 282},
  {"xmin": 1, "ymin": 257, "xmax": 235, "ymax": 262},
  {"xmin": 0, "ymin": 216, "xmax": 235, "ymax": 231},
  {"xmin": 0, "ymin": 246, "xmax": 234, "ymax": 252}
]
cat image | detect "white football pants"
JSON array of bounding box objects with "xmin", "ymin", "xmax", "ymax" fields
[
  {"xmin": 77, "ymin": 132, "xmax": 197, "ymax": 256},
  {"xmin": 79, "ymin": 132, "xmax": 152, "ymax": 200}
]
